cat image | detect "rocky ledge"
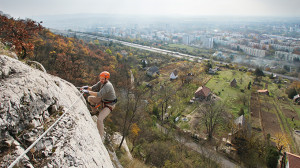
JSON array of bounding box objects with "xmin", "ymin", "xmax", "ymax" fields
[{"xmin": 0, "ymin": 55, "xmax": 113, "ymax": 168}]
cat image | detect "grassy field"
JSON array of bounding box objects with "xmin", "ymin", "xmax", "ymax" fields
[{"xmin": 205, "ymin": 70, "xmax": 253, "ymax": 117}]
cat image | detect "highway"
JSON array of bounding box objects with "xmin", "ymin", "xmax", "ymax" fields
[
  {"xmin": 74, "ymin": 32, "xmax": 299, "ymax": 82},
  {"xmin": 75, "ymin": 32, "xmax": 203, "ymax": 61}
]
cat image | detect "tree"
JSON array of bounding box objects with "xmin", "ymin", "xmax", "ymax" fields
[
  {"xmin": 144, "ymin": 141, "xmax": 174, "ymax": 167},
  {"xmin": 197, "ymin": 101, "xmax": 226, "ymax": 140},
  {"xmin": 141, "ymin": 59, "xmax": 147, "ymax": 68},
  {"xmin": 238, "ymin": 108, "xmax": 245, "ymax": 116},
  {"xmin": 254, "ymin": 68, "xmax": 264, "ymax": 77},
  {"xmin": 158, "ymin": 83, "xmax": 176, "ymax": 122},
  {"xmin": 266, "ymin": 146, "xmax": 279, "ymax": 168},
  {"xmin": 286, "ymin": 87, "xmax": 297, "ymax": 99},
  {"xmin": 248, "ymin": 81, "xmax": 252, "ymax": 90},
  {"xmin": 204, "ymin": 61, "xmax": 212, "ymax": 73},
  {"xmin": 119, "ymin": 88, "xmax": 143, "ymax": 149},
  {"xmin": 0, "ymin": 15, "xmax": 42, "ymax": 59},
  {"xmin": 118, "ymin": 65, "xmax": 146, "ymax": 149},
  {"xmin": 283, "ymin": 65, "xmax": 290, "ymax": 72},
  {"xmin": 274, "ymin": 133, "xmax": 289, "ymax": 153},
  {"xmin": 130, "ymin": 123, "xmax": 141, "ymax": 152},
  {"xmin": 152, "ymin": 104, "xmax": 159, "ymax": 118},
  {"xmin": 289, "ymin": 81, "xmax": 300, "ymax": 93},
  {"xmin": 105, "ymin": 48, "xmax": 112, "ymax": 55}
]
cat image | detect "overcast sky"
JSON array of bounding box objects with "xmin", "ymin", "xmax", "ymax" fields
[{"xmin": 1, "ymin": 0, "xmax": 300, "ymax": 18}]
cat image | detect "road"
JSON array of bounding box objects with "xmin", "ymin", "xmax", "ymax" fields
[
  {"xmin": 156, "ymin": 123, "xmax": 241, "ymax": 168},
  {"xmin": 66, "ymin": 31, "xmax": 299, "ymax": 82},
  {"xmin": 74, "ymin": 32, "xmax": 203, "ymax": 62}
]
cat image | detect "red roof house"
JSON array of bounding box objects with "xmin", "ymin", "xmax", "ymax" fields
[
  {"xmin": 195, "ymin": 86, "xmax": 211, "ymax": 101},
  {"xmin": 281, "ymin": 152, "xmax": 300, "ymax": 168}
]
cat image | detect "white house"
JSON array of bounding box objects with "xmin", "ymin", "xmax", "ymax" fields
[{"xmin": 170, "ymin": 70, "xmax": 178, "ymax": 80}]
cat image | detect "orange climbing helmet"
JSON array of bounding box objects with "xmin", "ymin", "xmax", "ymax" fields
[{"xmin": 99, "ymin": 71, "xmax": 110, "ymax": 79}]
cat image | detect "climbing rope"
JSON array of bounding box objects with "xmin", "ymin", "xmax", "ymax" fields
[{"xmin": 8, "ymin": 92, "xmax": 84, "ymax": 168}]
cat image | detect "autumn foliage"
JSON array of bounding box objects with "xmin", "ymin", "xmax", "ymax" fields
[
  {"xmin": 0, "ymin": 14, "xmax": 119, "ymax": 86},
  {"xmin": 0, "ymin": 15, "xmax": 42, "ymax": 59},
  {"xmin": 32, "ymin": 29, "xmax": 119, "ymax": 85}
]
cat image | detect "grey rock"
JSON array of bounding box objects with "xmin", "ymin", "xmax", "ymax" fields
[
  {"xmin": 10, "ymin": 52, "xmax": 18, "ymax": 60},
  {"xmin": 31, "ymin": 119, "xmax": 41, "ymax": 128},
  {"xmin": 36, "ymin": 141, "xmax": 45, "ymax": 151},
  {"xmin": 2, "ymin": 67, "xmax": 10, "ymax": 78},
  {"xmin": 5, "ymin": 139, "xmax": 14, "ymax": 147},
  {"xmin": 46, "ymin": 163, "xmax": 53, "ymax": 168},
  {"xmin": 51, "ymin": 105, "xmax": 58, "ymax": 114},
  {"xmin": 0, "ymin": 55, "xmax": 113, "ymax": 168}
]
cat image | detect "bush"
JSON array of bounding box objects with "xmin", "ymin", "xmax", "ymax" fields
[
  {"xmin": 238, "ymin": 108, "xmax": 245, "ymax": 116},
  {"xmin": 286, "ymin": 88, "xmax": 297, "ymax": 99},
  {"xmin": 254, "ymin": 68, "xmax": 265, "ymax": 77},
  {"xmin": 266, "ymin": 147, "xmax": 279, "ymax": 168},
  {"xmin": 152, "ymin": 105, "xmax": 159, "ymax": 118}
]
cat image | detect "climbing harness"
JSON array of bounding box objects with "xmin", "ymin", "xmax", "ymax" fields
[{"xmin": 90, "ymin": 99, "xmax": 117, "ymax": 112}]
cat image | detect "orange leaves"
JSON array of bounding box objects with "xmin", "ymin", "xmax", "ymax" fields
[
  {"xmin": 81, "ymin": 47, "xmax": 89, "ymax": 56},
  {"xmin": 45, "ymin": 31, "xmax": 56, "ymax": 39},
  {"xmin": 0, "ymin": 17, "xmax": 119, "ymax": 85},
  {"xmin": 290, "ymin": 81, "xmax": 300, "ymax": 92},
  {"xmin": 131, "ymin": 123, "xmax": 141, "ymax": 137},
  {"xmin": 0, "ymin": 15, "xmax": 42, "ymax": 59},
  {"xmin": 273, "ymin": 133, "xmax": 290, "ymax": 152}
]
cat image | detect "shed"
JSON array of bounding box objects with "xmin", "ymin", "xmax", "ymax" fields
[
  {"xmin": 230, "ymin": 78, "xmax": 237, "ymax": 87},
  {"xmin": 170, "ymin": 70, "xmax": 178, "ymax": 80}
]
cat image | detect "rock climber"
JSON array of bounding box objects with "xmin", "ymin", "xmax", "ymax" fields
[{"xmin": 81, "ymin": 71, "xmax": 117, "ymax": 140}]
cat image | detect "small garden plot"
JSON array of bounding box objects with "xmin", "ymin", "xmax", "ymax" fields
[{"xmin": 261, "ymin": 110, "xmax": 282, "ymax": 137}]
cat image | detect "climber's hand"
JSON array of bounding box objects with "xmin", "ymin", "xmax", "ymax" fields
[
  {"xmin": 82, "ymin": 86, "xmax": 89, "ymax": 90},
  {"xmin": 82, "ymin": 90, "xmax": 89, "ymax": 94}
]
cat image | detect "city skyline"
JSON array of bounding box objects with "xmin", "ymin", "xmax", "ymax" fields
[{"xmin": 1, "ymin": 0, "xmax": 300, "ymax": 19}]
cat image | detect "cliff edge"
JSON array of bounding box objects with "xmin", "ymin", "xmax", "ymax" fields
[{"xmin": 0, "ymin": 55, "xmax": 113, "ymax": 167}]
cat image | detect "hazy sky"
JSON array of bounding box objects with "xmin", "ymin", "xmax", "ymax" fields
[{"xmin": 1, "ymin": 0, "xmax": 300, "ymax": 18}]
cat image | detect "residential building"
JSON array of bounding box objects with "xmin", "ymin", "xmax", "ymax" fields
[
  {"xmin": 271, "ymin": 44, "xmax": 294, "ymax": 52},
  {"xmin": 194, "ymin": 86, "xmax": 211, "ymax": 101},
  {"xmin": 183, "ymin": 35, "xmax": 190, "ymax": 45},
  {"xmin": 293, "ymin": 94, "xmax": 300, "ymax": 105},
  {"xmin": 239, "ymin": 45, "xmax": 266, "ymax": 57},
  {"xmin": 147, "ymin": 66, "xmax": 160, "ymax": 77},
  {"xmin": 280, "ymin": 152, "xmax": 300, "ymax": 168},
  {"xmin": 275, "ymin": 51, "xmax": 300, "ymax": 61},
  {"xmin": 257, "ymin": 89, "xmax": 269, "ymax": 95},
  {"xmin": 170, "ymin": 70, "xmax": 178, "ymax": 80}
]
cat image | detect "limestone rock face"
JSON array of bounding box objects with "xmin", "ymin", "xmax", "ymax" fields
[{"xmin": 0, "ymin": 55, "xmax": 113, "ymax": 168}]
